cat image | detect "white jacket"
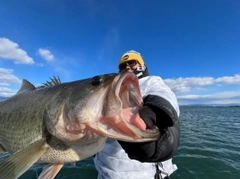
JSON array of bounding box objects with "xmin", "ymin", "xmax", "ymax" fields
[{"xmin": 94, "ymin": 76, "xmax": 180, "ymax": 179}]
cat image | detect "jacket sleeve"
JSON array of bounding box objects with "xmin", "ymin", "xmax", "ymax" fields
[{"xmin": 118, "ymin": 94, "xmax": 180, "ymax": 162}]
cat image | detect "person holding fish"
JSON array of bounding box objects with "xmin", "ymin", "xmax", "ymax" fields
[{"xmin": 94, "ymin": 50, "xmax": 180, "ymax": 179}]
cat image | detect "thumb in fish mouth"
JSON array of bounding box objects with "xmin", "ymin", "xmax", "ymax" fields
[
  {"xmin": 96, "ymin": 112, "xmax": 160, "ymax": 142},
  {"xmin": 121, "ymin": 107, "xmax": 147, "ymax": 130},
  {"xmin": 138, "ymin": 105, "xmax": 157, "ymax": 129}
]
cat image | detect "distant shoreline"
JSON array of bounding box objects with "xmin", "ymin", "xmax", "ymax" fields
[{"xmin": 180, "ymin": 105, "xmax": 240, "ymax": 108}]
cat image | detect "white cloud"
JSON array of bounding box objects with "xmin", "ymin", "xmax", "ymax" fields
[
  {"xmin": 38, "ymin": 48, "xmax": 54, "ymax": 61},
  {"xmin": 0, "ymin": 68, "xmax": 21, "ymax": 97},
  {"xmin": 164, "ymin": 74, "xmax": 240, "ymax": 94},
  {"xmin": 215, "ymin": 74, "xmax": 240, "ymax": 85},
  {"xmin": 0, "ymin": 87, "xmax": 18, "ymax": 97},
  {"xmin": 0, "ymin": 82, "xmax": 9, "ymax": 86},
  {"xmin": 0, "ymin": 68, "xmax": 21, "ymax": 84},
  {"xmin": 164, "ymin": 77, "xmax": 215, "ymax": 93},
  {"xmin": 0, "ymin": 37, "xmax": 34, "ymax": 64},
  {"xmin": 177, "ymin": 91, "xmax": 240, "ymax": 105}
]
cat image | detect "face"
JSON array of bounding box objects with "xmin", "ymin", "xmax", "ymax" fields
[{"xmin": 119, "ymin": 60, "xmax": 140, "ymax": 73}]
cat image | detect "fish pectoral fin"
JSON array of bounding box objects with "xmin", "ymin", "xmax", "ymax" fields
[
  {"xmin": 38, "ymin": 163, "xmax": 64, "ymax": 179},
  {"xmin": 0, "ymin": 138, "xmax": 48, "ymax": 179}
]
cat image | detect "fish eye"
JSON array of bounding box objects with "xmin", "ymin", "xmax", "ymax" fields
[{"xmin": 91, "ymin": 76, "xmax": 102, "ymax": 86}]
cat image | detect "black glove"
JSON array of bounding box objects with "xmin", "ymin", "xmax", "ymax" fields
[
  {"xmin": 139, "ymin": 105, "xmax": 156, "ymax": 129},
  {"xmin": 118, "ymin": 106, "xmax": 157, "ymax": 160},
  {"xmin": 118, "ymin": 95, "xmax": 180, "ymax": 162}
]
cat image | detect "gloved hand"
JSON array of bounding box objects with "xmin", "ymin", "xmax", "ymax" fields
[
  {"xmin": 138, "ymin": 105, "xmax": 156, "ymax": 129},
  {"xmin": 118, "ymin": 95, "xmax": 180, "ymax": 162},
  {"xmin": 118, "ymin": 105, "xmax": 157, "ymax": 161}
]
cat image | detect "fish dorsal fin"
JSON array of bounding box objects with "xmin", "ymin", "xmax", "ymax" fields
[
  {"xmin": 39, "ymin": 76, "xmax": 61, "ymax": 88},
  {"xmin": 18, "ymin": 79, "xmax": 36, "ymax": 92}
]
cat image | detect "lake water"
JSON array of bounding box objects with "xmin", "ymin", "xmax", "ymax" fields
[{"xmin": 1, "ymin": 106, "xmax": 240, "ymax": 178}]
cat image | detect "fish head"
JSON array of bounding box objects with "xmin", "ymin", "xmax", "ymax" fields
[
  {"xmin": 81, "ymin": 72, "xmax": 160, "ymax": 142},
  {"xmin": 46, "ymin": 73, "xmax": 160, "ymax": 143}
]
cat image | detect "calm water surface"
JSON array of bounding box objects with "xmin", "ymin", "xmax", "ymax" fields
[
  {"xmin": 0, "ymin": 106, "xmax": 239, "ymax": 178},
  {"xmin": 171, "ymin": 106, "xmax": 240, "ymax": 179}
]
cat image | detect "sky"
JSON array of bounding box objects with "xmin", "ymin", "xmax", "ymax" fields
[{"xmin": 0, "ymin": 0, "xmax": 240, "ymax": 105}]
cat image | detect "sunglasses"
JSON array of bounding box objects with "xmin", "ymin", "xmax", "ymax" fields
[{"xmin": 119, "ymin": 60, "xmax": 138, "ymax": 70}]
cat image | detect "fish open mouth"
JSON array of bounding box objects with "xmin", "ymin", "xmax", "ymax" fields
[
  {"xmin": 115, "ymin": 72, "xmax": 147, "ymax": 130},
  {"xmin": 100, "ymin": 72, "xmax": 160, "ymax": 141}
]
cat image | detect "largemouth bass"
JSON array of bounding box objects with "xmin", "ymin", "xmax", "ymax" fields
[{"xmin": 0, "ymin": 72, "xmax": 160, "ymax": 179}]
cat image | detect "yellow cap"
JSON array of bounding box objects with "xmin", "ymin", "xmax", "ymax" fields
[{"xmin": 118, "ymin": 50, "xmax": 144, "ymax": 70}]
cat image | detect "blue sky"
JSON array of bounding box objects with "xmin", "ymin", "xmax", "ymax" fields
[{"xmin": 0, "ymin": 0, "xmax": 240, "ymax": 105}]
